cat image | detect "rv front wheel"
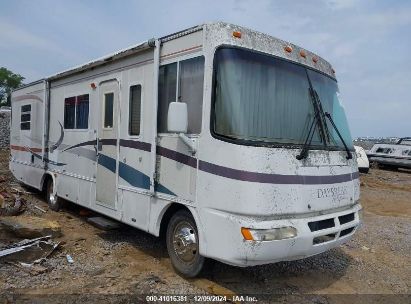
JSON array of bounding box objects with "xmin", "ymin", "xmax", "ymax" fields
[
  {"xmin": 46, "ymin": 179, "xmax": 61, "ymax": 211},
  {"xmin": 166, "ymin": 209, "xmax": 204, "ymax": 278}
]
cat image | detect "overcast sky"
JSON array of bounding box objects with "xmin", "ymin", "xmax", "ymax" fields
[{"xmin": 1, "ymin": 0, "xmax": 410, "ymax": 138}]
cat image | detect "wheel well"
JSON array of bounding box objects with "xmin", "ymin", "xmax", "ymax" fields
[
  {"xmin": 159, "ymin": 203, "xmax": 191, "ymax": 240},
  {"xmin": 42, "ymin": 174, "xmax": 53, "ymax": 193}
]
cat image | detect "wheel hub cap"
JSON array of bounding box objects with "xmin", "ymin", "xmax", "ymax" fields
[
  {"xmin": 49, "ymin": 193, "xmax": 56, "ymax": 204},
  {"xmin": 173, "ymin": 222, "xmax": 198, "ymax": 263}
]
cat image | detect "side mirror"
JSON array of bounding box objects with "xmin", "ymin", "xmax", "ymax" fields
[{"xmin": 167, "ymin": 102, "xmax": 188, "ymax": 133}]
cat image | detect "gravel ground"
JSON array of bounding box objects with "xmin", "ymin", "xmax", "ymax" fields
[{"xmin": 0, "ymin": 148, "xmax": 410, "ymax": 303}]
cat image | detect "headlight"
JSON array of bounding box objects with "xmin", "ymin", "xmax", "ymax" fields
[{"xmin": 241, "ymin": 227, "xmax": 297, "ymax": 241}]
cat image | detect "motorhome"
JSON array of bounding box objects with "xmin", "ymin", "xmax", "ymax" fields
[
  {"xmin": 367, "ymin": 137, "xmax": 411, "ymax": 169},
  {"xmin": 10, "ymin": 22, "xmax": 361, "ymax": 277},
  {"xmin": 354, "ymin": 146, "xmax": 369, "ymax": 173}
]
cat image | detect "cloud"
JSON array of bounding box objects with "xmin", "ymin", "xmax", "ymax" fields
[
  {"xmin": 0, "ymin": 19, "xmax": 80, "ymax": 60},
  {"xmin": 324, "ymin": 0, "xmax": 359, "ymax": 10},
  {"xmin": 0, "ymin": 20, "xmax": 55, "ymax": 50}
]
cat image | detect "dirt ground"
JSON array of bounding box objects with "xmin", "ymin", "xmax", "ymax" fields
[{"xmin": 0, "ymin": 148, "xmax": 410, "ymax": 303}]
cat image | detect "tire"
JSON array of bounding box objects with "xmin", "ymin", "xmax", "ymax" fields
[
  {"xmin": 166, "ymin": 209, "xmax": 205, "ymax": 278},
  {"xmin": 46, "ymin": 178, "xmax": 62, "ymax": 211}
]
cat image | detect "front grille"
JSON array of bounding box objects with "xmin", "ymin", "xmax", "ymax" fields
[
  {"xmin": 308, "ymin": 218, "xmax": 335, "ymax": 232},
  {"xmin": 339, "ymin": 213, "xmax": 355, "ymax": 225},
  {"xmin": 340, "ymin": 227, "xmax": 355, "ymax": 237}
]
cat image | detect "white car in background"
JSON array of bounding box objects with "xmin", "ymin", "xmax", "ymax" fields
[{"xmin": 355, "ymin": 146, "xmax": 370, "ymax": 173}]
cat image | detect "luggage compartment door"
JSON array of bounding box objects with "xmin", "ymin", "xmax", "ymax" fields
[{"xmin": 96, "ymin": 80, "xmax": 119, "ymax": 209}]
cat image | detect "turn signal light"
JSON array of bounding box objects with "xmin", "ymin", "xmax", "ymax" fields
[{"xmin": 241, "ymin": 227, "xmax": 254, "ymax": 241}]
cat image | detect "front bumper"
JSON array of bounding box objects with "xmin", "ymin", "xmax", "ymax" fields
[{"xmin": 199, "ymin": 204, "xmax": 361, "ymax": 267}]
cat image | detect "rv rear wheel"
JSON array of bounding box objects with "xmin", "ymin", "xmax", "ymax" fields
[
  {"xmin": 46, "ymin": 179, "xmax": 62, "ymax": 211},
  {"xmin": 166, "ymin": 209, "xmax": 204, "ymax": 278}
]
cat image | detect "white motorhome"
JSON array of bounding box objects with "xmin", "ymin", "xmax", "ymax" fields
[
  {"xmin": 367, "ymin": 137, "xmax": 411, "ymax": 169},
  {"xmin": 10, "ymin": 22, "xmax": 361, "ymax": 277}
]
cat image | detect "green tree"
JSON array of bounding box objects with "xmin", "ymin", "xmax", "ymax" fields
[{"xmin": 0, "ymin": 67, "xmax": 25, "ymax": 107}]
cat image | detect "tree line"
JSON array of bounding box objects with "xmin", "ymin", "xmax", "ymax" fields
[{"xmin": 0, "ymin": 67, "xmax": 25, "ymax": 107}]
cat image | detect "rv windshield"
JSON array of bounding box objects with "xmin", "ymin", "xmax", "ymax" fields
[{"xmin": 212, "ymin": 47, "xmax": 353, "ymax": 150}]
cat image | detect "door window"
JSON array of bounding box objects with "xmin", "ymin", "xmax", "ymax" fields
[
  {"xmin": 104, "ymin": 93, "xmax": 114, "ymax": 128},
  {"xmin": 129, "ymin": 85, "xmax": 142, "ymax": 135}
]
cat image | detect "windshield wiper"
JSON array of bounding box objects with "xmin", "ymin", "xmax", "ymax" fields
[
  {"xmin": 313, "ymin": 90, "xmax": 331, "ymax": 143},
  {"xmin": 296, "ymin": 72, "xmax": 328, "ymax": 160},
  {"xmin": 324, "ymin": 112, "xmax": 352, "ymax": 159},
  {"xmin": 296, "ymin": 114, "xmax": 317, "ymax": 160}
]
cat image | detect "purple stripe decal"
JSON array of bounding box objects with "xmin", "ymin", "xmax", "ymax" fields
[
  {"xmin": 156, "ymin": 146, "xmax": 197, "ymax": 168},
  {"xmin": 199, "ymin": 160, "xmax": 358, "ymax": 185},
  {"xmin": 120, "ymin": 139, "xmax": 151, "ymax": 152},
  {"xmin": 62, "ymin": 140, "xmax": 97, "ymax": 152},
  {"xmin": 100, "ymin": 138, "xmax": 117, "ymax": 146}
]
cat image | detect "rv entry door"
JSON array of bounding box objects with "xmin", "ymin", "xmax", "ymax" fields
[{"xmin": 96, "ymin": 80, "xmax": 119, "ymax": 209}]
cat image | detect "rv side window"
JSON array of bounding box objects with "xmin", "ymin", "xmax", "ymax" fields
[
  {"xmin": 20, "ymin": 104, "xmax": 31, "ymax": 130},
  {"xmin": 64, "ymin": 95, "xmax": 89, "ymax": 129},
  {"xmin": 129, "ymin": 85, "xmax": 142, "ymax": 136},
  {"xmin": 76, "ymin": 94, "xmax": 89, "ymax": 129},
  {"xmin": 157, "ymin": 56, "xmax": 205, "ymax": 134},
  {"xmin": 104, "ymin": 93, "xmax": 114, "ymax": 129},
  {"xmin": 179, "ymin": 56, "xmax": 205, "ymax": 134},
  {"xmin": 158, "ymin": 63, "xmax": 177, "ymax": 133}
]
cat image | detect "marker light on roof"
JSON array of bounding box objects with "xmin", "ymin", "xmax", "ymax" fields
[
  {"xmin": 312, "ymin": 57, "xmax": 318, "ymax": 63},
  {"xmin": 284, "ymin": 45, "xmax": 293, "ymax": 53},
  {"xmin": 299, "ymin": 50, "xmax": 307, "ymax": 58},
  {"xmin": 232, "ymin": 31, "xmax": 242, "ymax": 38}
]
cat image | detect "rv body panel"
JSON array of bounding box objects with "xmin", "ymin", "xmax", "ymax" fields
[{"xmin": 10, "ymin": 81, "xmax": 46, "ymax": 189}]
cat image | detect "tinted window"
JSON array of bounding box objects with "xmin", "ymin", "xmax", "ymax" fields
[
  {"xmin": 76, "ymin": 94, "xmax": 89, "ymax": 129},
  {"xmin": 104, "ymin": 93, "xmax": 114, "ymax": 128},
  {"xmin": 129, "ymin": 85, "xmax": 142, "ymax": 135},
  {"xmin": 157, "ymin": 56, "xmax": 205, "ymax": 134},
  {"xmin": 212, "ymin": 48, "xmax": 353, "ymax": 149},
  {"xmin": 64, "ymin": 97, "xmax": 75, "ymax": 129},
  {"xmin": 21, "ymin": 105, "xmax": 31, "ymax": 112},
  {"xmin": 158, "ymin": 63, "xmax": 177, "ymax": 133},
  {"xmin": 21, "ymin": 114, "xmax": 30, "ymax": 122},
  {"xmin": 179, "ymin": 56, "xmax": 205, "ymax": 133},
  {"xmin": 20, "ymin": 104, "xmax": 31, "ymax": 130},
  {"xmin": 64, "ymin": 95, "xmax": 89, "ymax": 129}
]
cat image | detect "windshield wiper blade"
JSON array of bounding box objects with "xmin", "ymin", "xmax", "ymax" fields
[
  {"xmin": 296, "ymin": 74, "xmax": 327, "ymax": 160},
  {"xmin": 296, "ymin": 114, "xmax": 317, "ymax": 160},
  {"xmin": 313, "ymin": 90, "xmax": 331, "ymax": 144},
  {"xmin": 324, "ymin": 112, "xmax": 352, "ymax": 159},
  {"xmin": 305, "ymin": 70, "xmax": 328, "ymax": 145}
]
